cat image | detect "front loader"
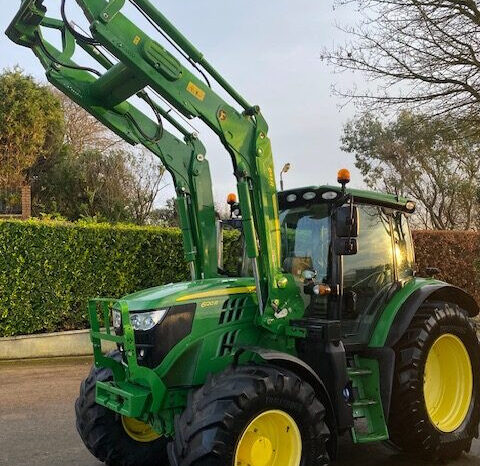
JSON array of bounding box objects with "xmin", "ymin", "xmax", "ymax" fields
[{"xmin": 7, "ymin": 2, "xmax": 480, "ymax": 465}]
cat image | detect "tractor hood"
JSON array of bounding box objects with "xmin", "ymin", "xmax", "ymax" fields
[{"xmin": 119, "ymin": 277, "xmax": 257, "ymax": 311}]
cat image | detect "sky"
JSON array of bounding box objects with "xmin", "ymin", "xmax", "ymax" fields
[{"xmin": 0, "ymin": 0, "xmax": 362, "ymax": 206}]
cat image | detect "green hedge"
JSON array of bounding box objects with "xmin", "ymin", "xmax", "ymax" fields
[
  {"xmin": 413, "ymin": 231, "xmax": 480, "ymax": 307},
  {"xmin": 2, "ymin": 220, "xmax": 478, "ymax": 337},
  {"xmin": 0, "ymin": 220, "xmax": 241, "ymax": 337}
]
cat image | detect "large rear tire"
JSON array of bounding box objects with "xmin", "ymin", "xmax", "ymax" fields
[
  {"xmin": 75, "ymin": 351, "xmax": 169, "ymax": 466},
  {"xmin": 168, "ymin": 364, "xmax": 330, "ymax": 466},
  {"xmin": 389, "ymin": 302, "xmax": 480, "ymax": 461}
]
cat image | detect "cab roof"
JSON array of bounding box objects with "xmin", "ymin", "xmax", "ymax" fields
[{"xmin": 278, "ymin": 185, "xmax": 415, "ymax": 213}]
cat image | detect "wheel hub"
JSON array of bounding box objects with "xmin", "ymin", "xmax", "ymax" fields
[
  {"xmin": 238, "ymin": 431, "xmax": 274, "ymax": 466},
  {"xmin": 234, "ymin": 410, "xmax": 302, "ymax": 466},
  {"xmin": 424, "ymin": 334, "xmax": 473, "ymax": 433},
  {"xmin": 121, "ymin": 416, "xmax": 160, "ymax": 443}
]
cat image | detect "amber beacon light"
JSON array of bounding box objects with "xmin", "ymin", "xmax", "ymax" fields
[{"xmin": 337, "ymin": 168, "xmax": 351, "ymax": 185}]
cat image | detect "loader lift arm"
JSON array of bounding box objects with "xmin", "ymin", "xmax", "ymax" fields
[
  {"xmin": 7, "ymin": 0, "xmax": 301, "ymax": 329},
  {"xmin": 7, "ymin": 0, "xmax": 219, "ymax": 280}
]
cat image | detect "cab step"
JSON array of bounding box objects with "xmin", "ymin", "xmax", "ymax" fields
[
  {"xmin": 353, "ymin": 398, "xmax": 378, "ymax": 408},
  {"xmin": 348, "ymin": 356, "xmax": 389, "ymax": 444},
  {"xmin": 348, "ymin": 368, "xmax": 372, "ymax": 377}
]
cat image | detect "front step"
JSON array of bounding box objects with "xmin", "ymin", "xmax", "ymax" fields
[{"xmin": 348, "ymin": 357, "xmax": 389, "ymax": 444}]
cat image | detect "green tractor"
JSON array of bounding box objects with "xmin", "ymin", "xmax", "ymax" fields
[{"xmin": 7, "ymin": 1, "xmax": 480, "ymax": 465}]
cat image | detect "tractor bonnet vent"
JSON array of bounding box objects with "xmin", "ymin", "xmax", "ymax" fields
[
  {"xmin": 218, "ymin": 330, "xmax": 239, "ymax": 357},
  {"xmin": 219, "ymin": 297, "xmax": 247, "ymax": 325}
]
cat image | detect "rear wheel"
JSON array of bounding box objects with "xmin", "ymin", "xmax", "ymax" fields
[
  {"xmin": 389, "ymin": 302, "xmax": 480, "ymax": 461},
  {"xmin": 75, "ymin": 351, "xmax": 168, "ymax": 466},
  {"xmin": 168, "ymin": 365, "xmax": 330, "ymax": 466}
]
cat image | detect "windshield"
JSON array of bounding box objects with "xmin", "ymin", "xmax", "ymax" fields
[{"xmin": 279, "ymin": 203, "xmax": 331, "ymax": 284}]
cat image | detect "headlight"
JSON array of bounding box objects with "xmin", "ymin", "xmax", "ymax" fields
[{"xmin": 130, "ymin": 309, "xmax": 168, "ymax": 331}]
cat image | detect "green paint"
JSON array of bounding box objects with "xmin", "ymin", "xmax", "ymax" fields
[
  {"xmin": 349, "ymin": 357, "xmax": 389, "ymax": 443},
  {"xmin": 88, "ymin": 283, "xmax": 265, "ymax": 434},
  {"xmin": 369, "ymin": 277, "xmax": 445, "ymax": 348}
]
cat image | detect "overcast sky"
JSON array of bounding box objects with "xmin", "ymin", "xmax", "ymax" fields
[{"xmin": 0, "ymin": 1, "xmax": 362, "ymax": 206}]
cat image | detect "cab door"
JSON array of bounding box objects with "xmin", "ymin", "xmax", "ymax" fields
[{"xmin": 341, "ymin": 204, "xmax": 396, "ymax": 346}]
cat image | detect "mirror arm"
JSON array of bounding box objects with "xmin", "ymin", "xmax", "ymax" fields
[{"xmin": 332, "ymin": 193, "xmax": 353, "ymax": 210}]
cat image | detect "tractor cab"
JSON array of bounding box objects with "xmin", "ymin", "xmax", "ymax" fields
[
  {"xmin": 277, "ymin": 174, "xmax": 416, "ymax": 348},
  {"xmin": 225, "ymin": 169, "xmax": 417, "ymax": 349}
]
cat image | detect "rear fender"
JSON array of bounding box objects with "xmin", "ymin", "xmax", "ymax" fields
[
  {"xmin": 369, "ymin": 280, "xmax": 478, "ymax": 348},
  {"xmin": 384, "ymin": 284, "xmax": 479, "ymax": 348}
]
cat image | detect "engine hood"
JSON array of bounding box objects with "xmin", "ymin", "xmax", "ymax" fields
[{"xmin": 119, "ymin": 277, "xmax": 257, "ymax": 311}]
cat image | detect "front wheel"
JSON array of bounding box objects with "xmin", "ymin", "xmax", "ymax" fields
[
  {"xmin": 168, "ymin": 365, "xmax": 330, "ymax": 466},
  {"xmin": 75, "ymin": 351, "xmax": 169, "ymax": 466},
  {"xmin": 389, "ymin": 302, "xmax": 480, "ymax": 461}
]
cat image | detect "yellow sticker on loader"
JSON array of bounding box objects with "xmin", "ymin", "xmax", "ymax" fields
[{"xmin": 187, "ymin": 82, "xmax": 206, "ymax": 101}]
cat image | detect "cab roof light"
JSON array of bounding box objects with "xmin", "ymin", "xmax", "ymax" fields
[
  {"xmin": 322, "ymin": 191, "xmax": 338, "ymax": 200},
  {"xmin": 303, "ymin": 191, "xmax": 316, "ymax": 200},
  {"xmin": 337, "ymin": 168, "xmax": 351, "ymax": 195}
]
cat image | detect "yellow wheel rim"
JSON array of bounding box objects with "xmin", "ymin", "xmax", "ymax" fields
[
  {"xmin": 234, "ymin": 410, "xmax": 302, "ymax": 466},
  {"xmin": 424, "ymin": 334, "xmax": 473, "ymax": 433},
  {"xmin": 122, "ymin": 416, "xmax": 161, "ymax": 443}
]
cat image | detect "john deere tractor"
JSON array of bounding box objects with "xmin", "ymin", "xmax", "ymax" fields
[{"xmin": 7, "ymin": 1, "xmax": 480, "ymax": 465}]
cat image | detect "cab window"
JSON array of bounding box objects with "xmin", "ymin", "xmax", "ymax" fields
[
  {"xmin": 280, "ymin": 203, "xmax": 331, "ymax": 283},
  {"xmin": 280, "ymin": 203, "xmax": 331, "ymax": 314},
  {"xmin": 342, "ymin": 205, "xmax": 395, "ymax": 344},
  {"xmin": 392, "ymin": 212, "xmax": 415, "ymax": 280}
]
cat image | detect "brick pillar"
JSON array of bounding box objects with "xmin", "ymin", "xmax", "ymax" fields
[{"xmin": 21, "ymin": 185, "xmax": 31, "ymax": 220}]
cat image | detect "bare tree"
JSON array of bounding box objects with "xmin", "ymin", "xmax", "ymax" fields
[
  {"xmin": 53, "ymin": 90, "xmax": 124, "ymax": 154},
  {"xmin": 148, "ymin": 198, "xmax": 178, "ymax": 227},
  {"xmin": 128, "ymin": 151, "xmax": 169, "ymax": 225},
  {"xmin": 342, "ymin": 111, "xmax": 480, "ymax": 230},
  {"xmin": 324, "ymin": 0, "xmax": 480, "ymax": 118}
]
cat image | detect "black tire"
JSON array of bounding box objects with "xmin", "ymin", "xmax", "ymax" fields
[
  {"xmin": 389, "ymin": 302, "xmax": 480, "ymax": 461},
  {"xmin": 75, "ymin": 351, "xmax": 169, "ymax": 466},
  {"xmin": 168, "ymin": 364, "xmax": 330, "ymax": 466}
]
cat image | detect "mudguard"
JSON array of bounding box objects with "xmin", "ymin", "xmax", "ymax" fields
[
  {"xmin": 368, "ymin": 281, "xmax": 479, "ymax": 422},
  {"xmin": 385, "ymin": 283, "xmax": 479, "ymax": 348}
]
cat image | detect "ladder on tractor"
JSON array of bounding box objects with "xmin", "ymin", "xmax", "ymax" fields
[{"xmin": 348, "ymin": 357, "xmax": 389, "ymax": 443}]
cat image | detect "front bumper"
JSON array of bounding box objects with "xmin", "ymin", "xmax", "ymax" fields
[{"xmin": 88, "ymin": 299, "xmax": 167, "ymax": 419}]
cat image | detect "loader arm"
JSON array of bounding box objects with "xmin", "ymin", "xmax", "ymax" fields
[
  {"xmin": 7, "ymin": 0, "xmax": 302, "ymax": 330},
  {"xmin": 6, "ymin": 0, "xmax": 218, "ymax": 280}
]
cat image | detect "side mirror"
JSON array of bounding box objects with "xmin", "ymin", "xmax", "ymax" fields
[
  {"xmin": 334, "ymin": 205, "xmax": 359, "ymax": 238},
  {"xmin": 334, "ymin": 205, "xmax": 359, "ymax": 256},
  {"xmin": 334, "ymin": 237, "xmax": 358, "ymax": 256}
]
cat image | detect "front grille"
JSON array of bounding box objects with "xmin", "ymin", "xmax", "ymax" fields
[{"xmin": 117, "ymin": 303, "xmax": 196, "ymax": 369}]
